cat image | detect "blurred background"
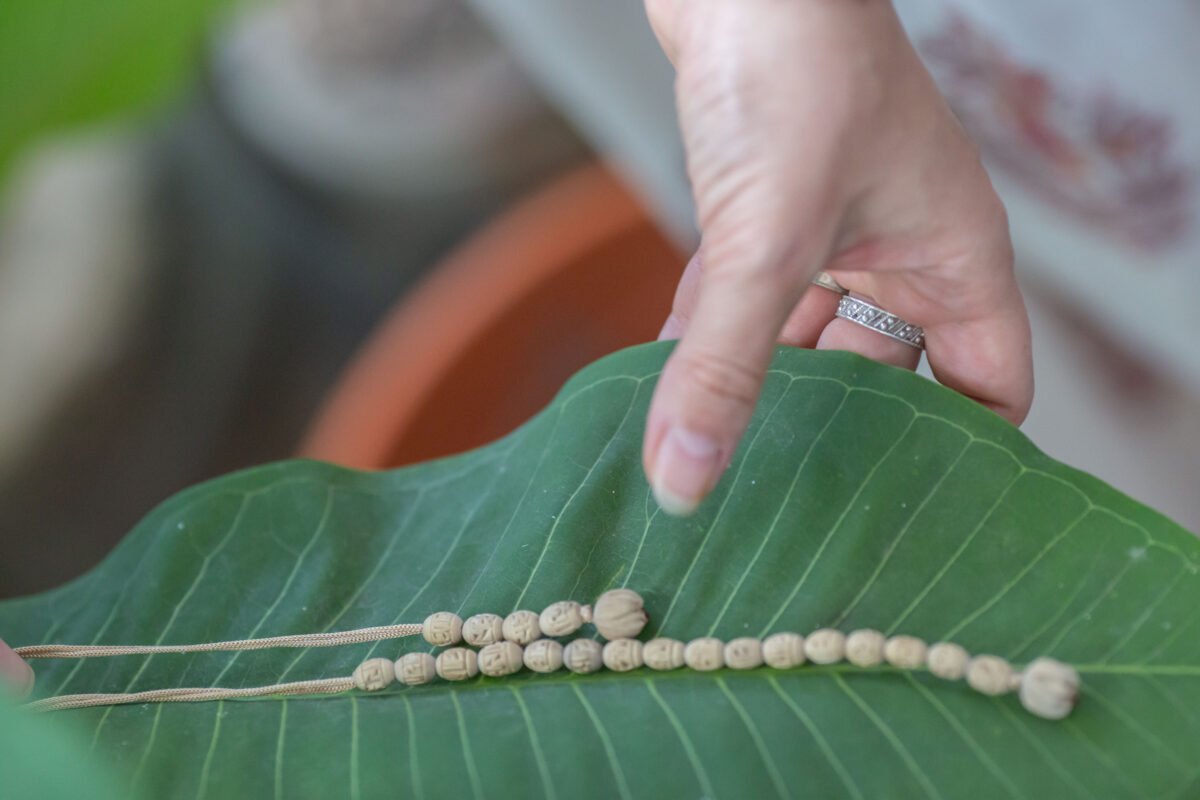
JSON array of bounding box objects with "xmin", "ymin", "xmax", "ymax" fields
[{"xmin": 0, "ymin": 0, "xmax": 1196, "ymax": 597}]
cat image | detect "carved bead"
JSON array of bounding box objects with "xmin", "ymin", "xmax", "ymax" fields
[
  {"xmin": 435, "ymin": 647, "xmax": 479, "ymax": 681},
  {"xmin": 804, "ymin": 629, "xmax": 845, "ymax": 665},
  {"xmin": 845, "ymin": 630, "xmax": 886, "ymax": 667},
  {"xmin": 884, "ymin": 635, "xmax": 927, "ymax": 669},
  {"xmin": 502, "ymin": 610, "xmax": 542, "ymax": 645},
  {"xmin": 479, "ymin": 641, "xmax": 524, "ymax": 677},
  {"xmin": 462, "ymin": 613, "xmax": 504, "ymax": 647},
  {"xmin": 422, "ymin": 612, "xmax": 463, "ymax": 646},
  {"xmin": 926, "ymin": 642, "xmax": 969, "ymax": 680},
  {"xmin": 603, "ymin": 639, "xmax": 644, "ymax": 672},
  {"xmin": 724, "ymin": 638, "xmax": 764, "ymax": 670},
  {"xmin": 684, "ymin": 637, "xmax": 724, "ymax": 671},
  {"xmin": 524, "ymin": 639, "xmax": 564, "ymax": 673},
  {"xmin": 395, "ymin": 652, "xmax": 436, "ymax": 686},
  {"xmin": 762, "ymin": 633, "xmax": 806, "ymax": 669},
  {"xmin": 643, "ymin": 638, "xmax": 685, "ymax": 671},
  {"xmin": 1018, "ymin": 658, "xmax": 1079, "ymax": 720},
  {"xmin": 966, "ymin": 655, "xmax": 1015, "ymax": 696},
  {"xmin": 539, "ymin": 601, "xmax": 588, "ymax": 637},
  {"xmin": 563, "ymin": 639, "xmax": 604, "ymax": 674},
  {"xmin": 592, "ymin": 589, "xmax": 648, "ymax": 640},
  {"xmin": 353, "ymin": 658, "xmax": 396, "ymax": 691}
]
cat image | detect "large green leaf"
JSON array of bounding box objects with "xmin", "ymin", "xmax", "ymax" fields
[{"xmin": 2, "ymin": 343, "xmax": 1196, "ymax": 798}]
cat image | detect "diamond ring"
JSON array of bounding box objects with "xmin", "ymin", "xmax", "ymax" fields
[{"xmin": 835, "ymin": 295, "xmax": 925, "ymax": 349}]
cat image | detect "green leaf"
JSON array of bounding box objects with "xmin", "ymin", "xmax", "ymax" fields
[{"xmin": 2, "ymin": 343, "xmax": 1196, "ymax": 799}]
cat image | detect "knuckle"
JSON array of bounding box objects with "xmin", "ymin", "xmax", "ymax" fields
[{"xmin": 675, "ymin": 347, "xmax": 762, "ymax": 414}]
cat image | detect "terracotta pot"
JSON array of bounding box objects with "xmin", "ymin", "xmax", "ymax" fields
[{"xmin": 299, "ymin": 164, "xmax": 684, "ymax": 469}]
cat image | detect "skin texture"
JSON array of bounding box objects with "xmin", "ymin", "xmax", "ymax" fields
[
  {"xmin": 0, "ymin": 639, "xmax": 33, "ymax": 696},
  {"xmin": 643, "ymin": 0, "xmax": 1032, "ymax": 515}
]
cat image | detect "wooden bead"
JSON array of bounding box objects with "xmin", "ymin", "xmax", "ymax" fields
[
  {"xmin": 684, "ymin": 637, "xmax": 724, "ymax": 671},
  {"xmin": 643, "ymin": 638, "xmax": 685, "ymax": 671},
  {"xmin": 762, "ymin": 632, "xmax": 806, "ymax": 669},
  {"xmin": 603, "ymin": 639, "xmax": 644, "ymax": 672},
  {"xmin": 926, "ymin": 642, "xmax": 969, "ymax": 680},
  {"xmin": 395, "ymin": 652, "xmax": 436, "ymax": 686},
  {"xmin": 422, "ymin": 612, "xmax": 463, "ymax": 646},
  {"xmin": 804, "ymin": 629, "xmax": 845, "ymax": 665},
  {"xmin": 724, "ymin": 638, "xmax": 764, "ymax": 670},
  {"xmin": 352, "ymin": 658, "xmax": 396, "ymax": 692},
  {"xmin": 1018, "ymin": 658, "xmax": 1079, "ymax": 720},
  {"xmin": 539, "ymin": 601, "xmax": 589, "ymax": 637},
  {"xmin": 884, "ymin": 635, "xmax": 927, "ymax": 669},
  {"xmin": 436, "ymin": 647, "xmax": 479, "ymax": 681},
  {"xmin": 845, "ymin": 630, "xmax": 886, "ymax": 667},
  {"xmin": 524, "ymin": 639, "xmax": 564, "ymax": 673},
  {"xmin": 478, "ymin": 641, "xmax": 524, "ymax": 677},
  {"xmin": 592, "ymin": 589, "xmax": 648, "ymax": 640},
  {"xmin": 502, "ymin": 610, "xmax": 542, "ymax": 645},
  {"xmin": 462, "ymin": 613, "xmax": 504, "ymax": 647},
  {"xmin": 966, "ymin": 655, "xmax": 1016, "ymax": 696},
  {"xmin": 563, "ymin": 639, "xmax": 604, "ymax": 674}
]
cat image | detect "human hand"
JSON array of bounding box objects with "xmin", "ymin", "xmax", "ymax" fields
[
  {"xmin": 1, "ymin": 638, "xmax": 34, "ymax": 696},
  {"xmin": 642, "ymin": 0, "xmax": 1032, "ymax": 515}
]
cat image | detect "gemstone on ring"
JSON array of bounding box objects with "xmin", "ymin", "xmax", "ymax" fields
[{"xmin": 835, "ymin": 295, "xmax": 925, "ymax": 349}]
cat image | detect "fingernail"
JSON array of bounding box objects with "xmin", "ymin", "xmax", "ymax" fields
[
  {"xmin": 0, "ymin": 642, "xmax": 34, "ymax": 697},
  {"xmin": 651, "ymin": 426, "xmax": 721, "ymax": 516}
]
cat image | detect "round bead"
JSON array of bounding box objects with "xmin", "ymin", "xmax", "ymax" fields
[
  {"xmin": 1018, "ymin": 658, "xmax": 1079, "ymax": 720},
  {"xmin": 724, "ymin": 638, "xmax": 764, "ymax": 670},
  {"xmin": 422, "ymin": 612, "xmax": 463, "ymax": 646},
  {"xmin": 602, "ymin": 638, "xmax": 644, "ymax": 672},
  {"xmin": 353, "ymin": 658, "xmax": 396, "ymax": 691},
  {"xmin": 966, "ymin": 655, "xmax": 1015, "ymax": 696},
  {"xmin": 592, "ymin": 589, "xmax": 648, "ymax": 640},
  {"xmin": 563, "ymin": 639, "xmax": 604, "ymax": 674},
  {"xmin": 643, "ymin": 638, "xmax": 685, "ymax": 671},
  {"xmin": 762, "ymin": 633, "xmax": 806, "ymax": 669},
  {"xmin": 502, "ymin": 610, "xmax": 542, "ymax": 645},
  {"xmin": 684, "ymin": 637, "xmax": 724, "ymax": 671},
  {"xmin": 845, "ymin": 630, "xmax": 886, "ymax": 667},
  {"xmin": 539, "ymin": 601, "xmax": 588, "ymax": 637},
  {"xmin": 524, "ymin": 639, "xmax": 564, "ymax": 673},
  {"xmin": 478, "ymin": 641, "xmax": 524, "ymax": 677},
  {"xmin": 884, "ymin": 635, "xmax": 928, "ymax": 670},
  {"xmin": 394, "ymin": 652, "xmax": 436, "ymax": 686},
  {"xmin": 926, "ymin": 642, "xmax": 969, "ymax": 680},
  {"xmin": 462, "ymin": 613, "xmax": 505, "ymax": 647},
  {"xmin": 435, "ymin": 647, "xmax": 479, "ymax": 681},
  {"xmin": 804, "ymin": 629, "xmax": 846, "ymax": 665}
]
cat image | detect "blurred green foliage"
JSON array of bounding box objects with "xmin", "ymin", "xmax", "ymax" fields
[{"xmin": 0, "ymin": 0, "xmax": 250, "ymax": 182}]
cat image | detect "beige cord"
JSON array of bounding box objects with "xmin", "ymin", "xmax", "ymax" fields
[
  {"xmin": 26, "ymin": 677, "xmax": 356, "ymax": 712},
  {"xmin": 15, "ymin": 623, "xmax": 424, "ymax": 659}
]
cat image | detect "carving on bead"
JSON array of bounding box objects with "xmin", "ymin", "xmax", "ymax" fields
[
  {"xmin": 353, "ymin": 658, "xmax": 395, "ymax": 692},
  {"xmin": 563, "ymin": 639, "xmax": 604, "ymax": 674},
  {"xmin": 422, "ymin": 612, "xmax": 463, "ymax": 646},
  {"xmin": 436, "ymin": 648, "xmax": 479, "ymax": 681},
  {"xmin": 643, "ymin": 638, "xmax": 685, "ymax": 671},
  {"xmin": 502, "ymin": 610, "xmax": 542, "ymax": 645},
  {"xmin": 762, "ymin": 632, "xmax": 806, "ymax": 668},
  {"xmin": 845, "ymin": 630, "xmax": 886, "ymax": 667},
  {"xmin": 684, "ymin": 637, "xmax": 724, "ymax": 671},
  {"xmin": 592, "ymin": 589, "xmax": 648, "ymax": 640},
  {"xmin": 804, "ymin": 629, "xmax": 846, "ymax": 665},
  {"xmin": 479, "ymin": 641, "xmax": 524, "ymax": 677},
  {"xmin": 966, "ymin": 655, "xmax": 1015, "ymax": 696},
  {"xmin": 724, "ymin": 638, "xmax": 764, "ymax": 670},
  {"xmin": 539, "ymin": 601, "xmax": 587, "ymax": 637},
  {"xmin": 1018, "ymin": 658, "xmax": 1079, "ymax": 720},
  {"xmin": 395, "ymin": 653, "xmax": 436, "ymax": 686},
  {"xmin": 524, "ymin": 639, "xmax": 564, "ymax": 673},
  {"xmin": 602, "ymin": 638, "xmax": 644, "ymax": 672},
  {"xmin": 462, "ymin": 613, "xmax": 504, "ymax": 647},
  {"xmin": 883, "ymin": 635, "xmax": 927, "ymax": 669},
  {"xmin": 926, "ymin": 642, "xmax": 968, "ymax": 680}
]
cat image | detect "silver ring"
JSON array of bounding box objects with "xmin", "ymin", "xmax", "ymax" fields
[
  {"xmin": 810, "ymin": 271, "xmax": 847, "ymax": 295},
  {"xmin": 836, "ymin": 295, "xmax": 925, "ymax": 349}
]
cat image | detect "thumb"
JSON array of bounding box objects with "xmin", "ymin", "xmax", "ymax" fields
[{"xmin": 0, "ymin": 639, "xmax": 34, "ymax": 697}]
